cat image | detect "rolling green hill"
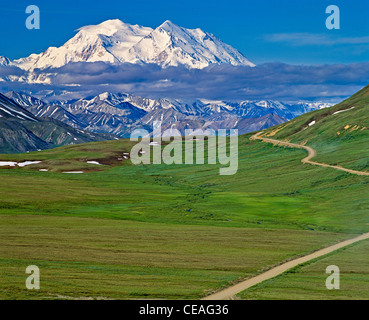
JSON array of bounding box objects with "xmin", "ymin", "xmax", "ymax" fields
[
  {"xmin": 0, "ymin": 86, "xmax": 368, "ymax": 299},
  {"xmin": 262, "ymin": 84, "xmax": 369, "ymax": 171}
]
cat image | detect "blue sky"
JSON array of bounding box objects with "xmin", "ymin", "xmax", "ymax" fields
[{"xmin": 1, "ymin": 0, "xmax": 368, "ymax": 64}]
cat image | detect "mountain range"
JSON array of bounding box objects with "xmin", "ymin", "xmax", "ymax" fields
[
  {"xmin": 5, "ymin": 91, "xmax": 331, "ymax": 139},
  {"xmin": 0, "ymin": 93, "xmax": 116, "ymax": 153}
]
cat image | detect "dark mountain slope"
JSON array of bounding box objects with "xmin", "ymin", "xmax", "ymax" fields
[
  {"xmin": 5, "ymin": 91, "xmax": 87, "ymax": 129},
  {"xmin": 0, "ymin": 93, "xmax": 117, "ymax": 154}
]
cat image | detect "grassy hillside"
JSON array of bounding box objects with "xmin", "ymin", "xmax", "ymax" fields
[
  {"xmin": 234, "ymin": 86, "xmax": 369, "ymax": 300},
  {"xmin": 262, "ymin": 84, "xmax": 369, "ymax": 171},
  {"xmin": 0, "ymin": 86, "xmax": 368, "ymax": 299}
]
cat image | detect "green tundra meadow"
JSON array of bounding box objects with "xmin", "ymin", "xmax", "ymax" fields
[{"xmin": 0, "ymin": 85, "xmax": 368, "ymax": 300}]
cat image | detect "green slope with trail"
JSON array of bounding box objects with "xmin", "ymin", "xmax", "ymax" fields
[{"xmin": 263, "ymin": 84, "xmax": 369, "ymax": 172}]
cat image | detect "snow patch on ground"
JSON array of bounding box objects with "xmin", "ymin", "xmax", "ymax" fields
[
  {"xmin": 333, "ymin": 107, "xmax": 355, "ymax": 115},
  {"xmin": 86, "ymin": 161, "xmax": 101, "ymax": 165},
  {"xmin": 17, "ymin": 161, "xmax": 42, "ymax": 167},
  {"xmin": 0, "ymin": 161, "xmax": 17, "ymax": 166},
  {"xmin": 0, "ymin": 161, "xmax": 41, "ymax": 167},
  {"xmin": 62, "ymin": 171, "xmax": 84, "ymax": 174}
]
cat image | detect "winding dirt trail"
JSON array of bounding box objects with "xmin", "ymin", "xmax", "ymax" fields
[
  {"xmin": 203, "ymin": 232, "xmax": 369, "ymax": 300},
  {"xmin": 202, "ymin": 132, "xmax": 369, "ymax": 300},
  {"xmin": 250, "ymin": 132, "xmax": 369, "ymax": 176}
]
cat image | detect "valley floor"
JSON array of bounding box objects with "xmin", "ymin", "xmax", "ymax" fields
[
  {"xmin": 0, "ymin": 215, "xmax": 344, "ymax": 299},
  {"xmin": 0, "ymin": 134, "xmax": 368, "ymax": 299}
]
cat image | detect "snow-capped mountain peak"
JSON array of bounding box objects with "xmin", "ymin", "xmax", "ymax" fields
[
  {"xmin": 158, "ymin": 20, "xmax": 178, "ymax": 31},
  {"xmin": 127, "ymin": 20, "xmax": 254, "ymax": 68},
  {"xmin": 12, "ymin": 19, "xmax": 254, "ymax": 70},
  {"xmin": 76, "ymin": 19, "xmax": 141, "ymax": 37},
  {"xmin": 74, "ymin": 19, "xmax": 153, "ymax": 56},
  {"xmin": 13, "ymin": 19, "xmax": 153, "ymax": 70}
]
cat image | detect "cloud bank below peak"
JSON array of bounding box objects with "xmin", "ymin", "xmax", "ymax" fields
[{"xmin": 1, "ymin": 61, "xmax": 368, "ymax": 102}]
